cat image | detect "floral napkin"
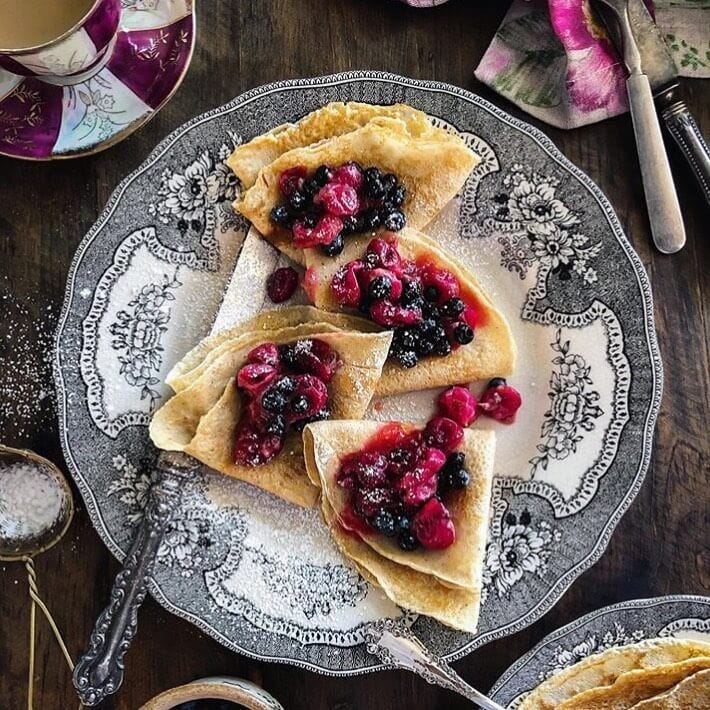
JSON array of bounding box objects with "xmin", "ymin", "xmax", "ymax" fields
[{"xmin": 398, "ymin": 0, "xmax": 710, "ymax": 129}]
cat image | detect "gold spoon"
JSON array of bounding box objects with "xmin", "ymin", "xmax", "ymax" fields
[{"xmin": 0, "ymin": 444, "xmax": 77, "ymax": 710}]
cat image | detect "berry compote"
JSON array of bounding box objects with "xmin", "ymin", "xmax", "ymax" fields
[
  {"xmin": 269, "ymin": 163, "xmax": 407, "ymax": 256},
  {"xmin": 234, "ymin": 339, "xmax": 341, "ymax": 466},
  {"xmin": 330, "ymin": 234, "xmax": 481, "ymax": 368}
]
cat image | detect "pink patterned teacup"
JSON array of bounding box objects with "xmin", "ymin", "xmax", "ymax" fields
[{"xmin": 0, "ymin": 0, "xmax": 121, "ymax": 82}]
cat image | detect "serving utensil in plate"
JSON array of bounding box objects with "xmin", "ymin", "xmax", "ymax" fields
[{"xmin": 590, "ymin": 0, "xmax": 686, "ymax": 254}]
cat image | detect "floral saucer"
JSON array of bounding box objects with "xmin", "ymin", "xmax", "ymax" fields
[
  {"xmin": 0, "ymin": 0, "xmax": 195, "ymax": 160},
  {"xmin": 489, "ymin": 595, "xmax": 710, "ymax": 708}
]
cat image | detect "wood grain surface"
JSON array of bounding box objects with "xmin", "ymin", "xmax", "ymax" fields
[{"xmin": 0, "ymin": 1, "xmax": 708, "ymax": 708}]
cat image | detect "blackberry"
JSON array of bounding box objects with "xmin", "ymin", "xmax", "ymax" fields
[
  {"xmin": 273, "ymin": 376, "xmax": 295, "ymax": 395},
  {"xmin": 395, "ymin": 349, "xmax": 418, "ymax": 368},
  {"xmin": 362, "ymin": 208, "xmax": 382, "ymax": 230},
  {"xmin": 291, "ymin": 395, "xmax": 310, "ymax": 414},
  {"xmin": 442, "ymin": 297, "xmax": 465, "ymax": 317},
  {"xmin": 434, "ymin": 339, "xmax": 452, "ymax": 356},
  {"xmin": 488, "ymin": 377, "xmax": 507, "ymax": 388},
  {"xmin": 424, "ymin": 285, "xmax": 440, "ymax": 302},
  {"xmin": 431, "ymin": 325, "xmax": 447, "ymax": 343},
  {"xmin": 370, "ymin": 509, "xmax": 396, "ymax": 537},
  {"xmin": 262, "ymin": 388, "xmax": 288, "ymax": 413},
  {"xmin": 400, "ymin": 280, "xmax": 423, "ymax": 307},
  {"xmin": 395, "ymin": 328, "xmax": 417, "ymax": 351},
  {"xmin": 280, "ymin": 345, "xmax": 299, "ymax": 371},
  {"xmin": 398, "ymin": 529, "xmax": 420, "ymax": 551},
  {"xmin": 270, "ymin": 205, "xmax": 292, "ymax": 226},
  {"xmin": 418, "ymin": 318, "xmax": 437, "ymax": 335},
  {"xmin": 445, "ymin": 452, "xmax": 466, "ymax": 470},
  {"xmin": 292, "ymin": 408, "xmax": 330, "ymax": 432},
  {"xmin": 266, "ymin": 414, "xmax": 286, "ymax": 437},
  {"xmin": 381, "ymin": 173, "xmax": 397, "ymax": 194},
  {"xmin": 416, "ymin": 338, "xmax": 435, "ymax": 356},
  {"xmin": 314, "ymin": 165, "xmax": 333, "ymax": 185},
  {"xmin": 394, "ymin": 515, "xmax": 411, "ymax": 534},
  {"xmin": 454, "ymin": 322, "xmax": 474, "ymax": 345},
  {"xmin": 364, "ymin": 167, "xmax": 385, "ymax": 198},
  {"xmin": 288, "ymin": 190, "xmax": 307, "ymax": 211},
  {"xmin": 389, "ymin": 447, "xmax": 410, "ymax": 465},
  {"xmin": 383, "ymin": 209, "xmax": 406, "ymax": 231},
  {"xmin": 389, "ymin": 184, "xmax": 406, "ymax": 207},
  {"xmin": 363, "ymin": 251, "xmax": 379, "ymax": 269},
  {"xmin": 422, "ymin": 302, "xmax": 441, "ymax": 320},
  {"xmin": 368, "ymin": 275, "xmax": 392, "ymax": 300},
  {"xmin": 320, "ymin": 232, "xmax": 345, "ymax": 256}
]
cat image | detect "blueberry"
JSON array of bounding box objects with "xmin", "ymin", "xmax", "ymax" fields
[
  {"xmin": 445, "ymin": 451, "xmax": 466, "ymax": 470},
  {"xmin": 434, "ymin": 339, "xmax": 452, "ymax": 356},
  {"xmin": 442, "ymin": 297, "xmax": 465, "ymax": 317},
  {"xmin": 394, "ymin": 515, "xmax": 411, "ymax": 534},
  {"xmin": 341, "ymin": 215, "xmax": 359, "ymax": 235},
  {"xmin": 314, "ymin": 165, "xmax": 333, "ymax": 185},
  {"xmin": 280, "ymin": 345, "xmax": 299, "ymax": 371},
  {"xmin": 362, "ymin": 208, "xmax": 382, "ymax": 230},
  {"xmin": 266, "ymin": 414, "xmax": 286, "ymax": 437},
  {"xmin": 389, "ymin": 184, "xmax": 406, "ymax": 207},
  {"xmin": 364, "ymin": 167, "xmax": 385, "ymax": 198},
  {"xmin": 368, "ymin": 275, "xmax": 392, "ymax": 300},
  {"xmin": 302, "ymin": 211, "xmax": 319, "ymax": 228},
  {"xmin": 424, "ymin": 285, "xmax": 440, "ymax": 302},
  {"xmin": 288, "ymin": 190, "xmax": 307, "ymax": 211},
  {"xmin": 454, "ymin": 322, "xmax": 474, "ymax": 345},
  {"xmin": 270, "ymin": 205, "xmax": 292, "ymax": 226},
  {"xmin": 398, "ymin": 529, "xmax": 420, "ymax": 551},
  {"xmin": 383, "ymin": 209, "xmax": 406, "ymax": 231},
  {"xmin": 488, "ymin": 377, "xmax": 507, "ymax": 388},
  {"xmin": 320, "ymin": 232, "xmax": 345, "ymax": 256},
  {"xmin": 400, "ymin": 280, "xmax": 422, "ymax": 306},
  {"xmin": 370, "ymin": 509, "xmax": 396, "ymax": 537},
  {"xmin": 440, "ymin": 467, "xmax": 470, "ymax": 492},
  {"xmin": 291, "ymin": 395, "xmax": 310, "ymax": 414},
  {"xmin": 395, "ymin": 349, "xmax": 418, "ymax": 368},
  {"xmin": 418, "ymin": 318, "xmax": 437, "ymax": 335},
  {"xmin": 262, "ymin": 388, "xmax": 287, "ymax": 413},
  {"xmin": 381, "ymin": 173, "xmax": 397, "ymax": 194},
  {"xmin": 302, "ymin": 178, "xmax": 320, "ymax": 197}
]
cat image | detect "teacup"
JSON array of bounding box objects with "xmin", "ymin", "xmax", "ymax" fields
[{"xmin": 0, "ymin": 0, "xmax": 121, "ymax": 82}]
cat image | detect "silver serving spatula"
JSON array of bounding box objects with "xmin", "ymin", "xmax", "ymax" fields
[
  {"xmin": 591, "ymin": 0, "xmax": 686, "ymax": 254},
  {"xmin": 72, "ymin": 228, "xmax": 283, "ymax": 705}
]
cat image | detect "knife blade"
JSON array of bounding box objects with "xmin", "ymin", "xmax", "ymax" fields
[{"xmin": 596, "ymin": 0, "xmax": 710, "ymax": 206}]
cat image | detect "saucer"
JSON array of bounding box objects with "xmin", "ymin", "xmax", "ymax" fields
[{"xmin": 0, "ymin": 0, "xmax": 195, "ymax": 160}]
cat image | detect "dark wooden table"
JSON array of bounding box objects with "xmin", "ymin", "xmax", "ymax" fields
[{"xmin": 1, "ymin": 1, "xmax": 708, "ymax": 708}]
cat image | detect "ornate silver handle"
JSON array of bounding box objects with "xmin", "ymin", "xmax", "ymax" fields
[
  {"xmin": 73, "ymin": 452, "xmax": 198, "ymax": 706},
  {"xmin": 365, "ymin": 619, "xmax": 505, "ymax": 710},
  {"xmin": 662, "ymin": 101, "xmax": 710, "ymax": 206},
  {"xmin": 626, "ymin": 72, "xmax": 686, "ymax": 254}
]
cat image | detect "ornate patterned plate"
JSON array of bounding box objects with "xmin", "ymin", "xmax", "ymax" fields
[
  {"xmin": 0, "ymin": 0, "xmax": 194, "ymax": 160},
  {"xmin": 490, "ymin": 595, "xmax": 710, "ymax": 708},
  {"xmin": 54, "ymin": 72, "xmax": 662, "ymax": 674}
]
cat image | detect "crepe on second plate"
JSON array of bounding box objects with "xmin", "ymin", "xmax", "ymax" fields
[
  {"xmin": 518, "ymin": 637, "xmax": 710, "ymax": 710},
  {"xmin": 226, "ymin": 101, "xmax": 435, "ymax": 189},
  {"xmin": 303, "ymin": 420, "xmax": 496, "ymax": 632},
  {"xmin": 630, "ymin": 668, "xmax": 710, "ymax": 709},
  {"xmin": 150, "ymin": 326, "xmax": 392, "ymax": 508},
  {"xmin": 236, "ymin": 117, "xmax": 478, "ymax": 265},
  {"xmin": 304, "ymin": 228, "xmax": 516, "ymax": 396}
]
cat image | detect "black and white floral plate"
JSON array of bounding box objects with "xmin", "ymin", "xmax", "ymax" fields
[
  {"xmin": 490, "ymin": 595, "xmax": 710, "ymax": 708},
  {"xmin": 54, "ymin": 72, "xmax": 662, "ymax": 674}
]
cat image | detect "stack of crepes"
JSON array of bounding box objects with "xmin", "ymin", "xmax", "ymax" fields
[
  {"xmin": 520, "ymin": 637, "xmax": 710, "ymax": 709},
  {"xmin": 150, "ymin": 101, "xmax": 518, "ymax": 632}
]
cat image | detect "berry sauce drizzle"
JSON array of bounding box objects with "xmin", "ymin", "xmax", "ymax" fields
[
  {"xmin": 269, "ymin": 163, "xmax": 407, "ymax": 256},
  {"xmin": 234, "ymin": 339, "xmax": 341, "ymax": 466}
]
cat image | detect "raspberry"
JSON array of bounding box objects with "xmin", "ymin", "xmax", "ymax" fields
[
  {"xmin": 370, "ymin": 299, "xmax": 423, "ymax": 327},
  {"xmin": 331, "ymin": 162, "xmax": 364, "ymax": 190},
  {"xmin": 438, "ymin": 386, "xmax": 478, "ymax": 427},
  {"xmin": 246, "ymin": 343, "xmax": 280, "ymax": 368},
  {"xmin": 423, "ymin": 416, "xmax": 464, "ymax": 452},
  {"xmin": 412, "ymin": 498, "xmax": 455, "ymax": 550},
  {"xmin": 236, "ymin": 363, "xmax": 278, "ymax": 396},
  {"xmin": 366, "ymin": 237, "xmax": 403, "ymax": 274},
  {"xmin": 314, "ymin": 182, "xmax": 360, "ymax": 216},
  {"xmin": 331, "ymin": 260, "xmax": 364, "ymax": 307},
  {"xmin": 278, "ymin": 166, "xmax": 307, "ymax": 196},
  {"xmin": 421, "ymin": 264, "xmax": 460, "ymax": 301},
  {"xmin": 266, "ymin": 267, "xmax": 299, "ymax": 303},
  {"xmin": 478, "ymin": 383, "xmax": 522, "ymax": 423}
]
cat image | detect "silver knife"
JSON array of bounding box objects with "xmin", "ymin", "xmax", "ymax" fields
[
  {"xmin": 602, "ymin": 0, "xmax": 710, "ymax": 207},
  {"xmin": 592, "ymin": 0, "xmax": 686, "ymax": 254},
  {"xmin": 72, "ymin": 228, "xmax": 272, "ymax": 705}
]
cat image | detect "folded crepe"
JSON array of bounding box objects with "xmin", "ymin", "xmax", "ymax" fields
[
  {"xmin": 166, "ymin": 305, "xmax": 380, "ymax": 393},
  {"xmin": 304, "ymin": 228, "xmax": 516, "ymax": 396},
  {"xmin": 235, "ymin": 116, "xmax": 478, "ymax": 265},
  {"xmin": 150, "ymin": 325, "xmax": 392, "ymax": 508},
  {"xmin": 630, "ymin": 668, "xmax": 710, "ymax": 709},
  {"xmin": 227, "ymin": 102, "xmax": 435, "ymax": 189},
  {"xmin": 519, "ymin": 638, "xmax": 710, "ymax": 710},
  {"xmin": 303, "ymin": 420, "xmax": 496, "ymax": 632}
]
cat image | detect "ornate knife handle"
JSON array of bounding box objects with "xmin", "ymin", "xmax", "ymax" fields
[
  {"xmin": 365, "ymin": 620, "xmax": 505, "ymax": 710},
  {"xmin": 73, "ymin": 453, "xmax": 198, "ymax": 706},
  {"xmin": 661, "ymin": 100, "xmax": 710, "ymax": 207}
]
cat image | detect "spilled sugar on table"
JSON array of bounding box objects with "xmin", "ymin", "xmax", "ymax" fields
[{"xmin": 0, "ymin": 1, "xmax": 708, "ymax": 708}]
